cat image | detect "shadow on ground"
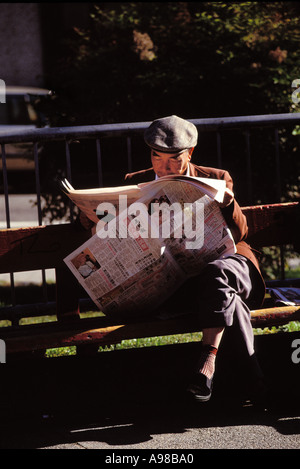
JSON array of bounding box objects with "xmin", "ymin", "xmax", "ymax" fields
[{"xmin": 0, "ymin": 332, "xmax": 299, "ymax": 449}]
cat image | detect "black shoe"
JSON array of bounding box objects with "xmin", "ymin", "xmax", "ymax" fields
[{"xmin": 186, "ymin": 372, "xmax": 213, "ymax": 402}]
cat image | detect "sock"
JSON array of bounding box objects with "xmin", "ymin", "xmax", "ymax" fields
[{"xmin": 197, "ymin": 345, "xmax": 218, "ymax": 380}]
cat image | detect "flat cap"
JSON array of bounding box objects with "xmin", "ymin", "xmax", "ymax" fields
[{"xmin": 144, "ymin": 115, "xmax": 198, "ymax": 153}]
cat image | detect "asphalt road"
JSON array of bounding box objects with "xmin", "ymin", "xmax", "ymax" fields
[
  {"xmin": 0, "ymin": 194, "xmax": 40, "ymax": 229},
  {"xmin": 0, "ymin": 390, "xmax": 299, "ymax": 450},
  {"xmin": 1, "ymin": 337, "xmax": 299, "ymax": 451}
]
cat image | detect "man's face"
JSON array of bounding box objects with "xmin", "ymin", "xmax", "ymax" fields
[{"xmin": 151, "ymin": 148, "xmax": 193, "ymax": 177}]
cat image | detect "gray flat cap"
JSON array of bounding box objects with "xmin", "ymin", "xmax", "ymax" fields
[{"xmin": 144, "ymin": 115, "xmax": 198, "ymax": 153}]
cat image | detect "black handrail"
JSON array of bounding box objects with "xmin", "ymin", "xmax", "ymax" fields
[{"xmin": 0, "ymin": 112, "xmax": 299, "ymax": 143}]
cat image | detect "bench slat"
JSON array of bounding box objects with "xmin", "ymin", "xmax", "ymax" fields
[
  {"xmin": 0, "ymin": 202, "xmax": 299, "ymax": 274},
  {"xmin": 0, "ymin": 224, "xmax": 90, "ymax": 273},
  {"xmin": 0, "ymin": 202, "xmax": 299, "ymax": 356},
  {"xmin": 3, "ymin": 305, "xmax": 300, "ymax": 354},
  {"xmin": 244, "ymin": 202, "xmax": 299, "ymax": 248}
]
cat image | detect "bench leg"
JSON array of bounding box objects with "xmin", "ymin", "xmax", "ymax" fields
[
  {"xmin": 55, "ymin": 266, "xmax": 81, "ymax": 322},
  {"xmin": 76, "ymin": 343, "xmax": 100, "ymax": 356}
]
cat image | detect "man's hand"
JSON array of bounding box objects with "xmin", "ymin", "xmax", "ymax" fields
[{"xmin": 218, "ymin": 188, "xmax": 234, "ymax": 208}]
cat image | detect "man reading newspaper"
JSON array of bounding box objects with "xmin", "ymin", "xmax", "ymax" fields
[{"xmin": 80, "ymin": 115, "xmax": 266, "ymax": 402}]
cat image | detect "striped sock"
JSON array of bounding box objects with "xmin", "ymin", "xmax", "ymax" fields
[{"xmin": 197, "ymin": 345, "xmax": 218, "ymax": 380}]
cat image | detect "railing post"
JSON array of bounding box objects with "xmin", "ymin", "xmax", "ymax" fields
[
  {"xmin": 1, "ymin": 143, "xmax": 16, "ymax": 307},
  {"xmin": 33, "ymin": 142, "xmax": 43, "ymax": 225},
  {"xmin": 274, "ymin": 128, "xmax": 282, "ymax": 202},
  {"xmin": 1, "ymin": 144, "xmax": 10, "ymax": 228},
  {"xmin": 127, "ymin": 136, "xmax": 132, "ymax": 173},
  {"xmin": 96, "ymin": 138, "xmax": 103, "ymax": 187},
  {"xmin": 65, "ymin": 140, "xmax": 74, "ymax": 222},
  {"xmin": 216, "ymin": 131, "xmax": 222, "ymax": 168},
  {"xmin": 33, "ymin": 142, "xmax": 48, "ymax": 302},
  {"xmin": 244, "ymin": 130, "xmax": 253, "ymax": 204}
]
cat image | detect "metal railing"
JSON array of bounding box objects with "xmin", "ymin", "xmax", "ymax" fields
[
  {"xmin": 1, "ymin": 112, "xmax": 300, "ymax": 311},
  {"xmin": 1, "ymin": 112, "xmax": 300, "ymax": 219}
]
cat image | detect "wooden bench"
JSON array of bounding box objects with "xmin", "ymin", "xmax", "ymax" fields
[{"xmin": 0, "ymin": 202, "xmax": 299, "ymax": 357}]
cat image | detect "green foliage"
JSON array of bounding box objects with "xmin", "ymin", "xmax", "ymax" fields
[
  {"xmin": 47, "ymin": 2, "xmax": 300, "ymax": 125},
  {"xmin": 97, "ymin": 332, "xmax": 203, "ymax": 352},
  {"xmin": 38, "ymin": 2, "xmax": 300, "ymax": 281},
  {"xmin": 260, "ymin": 245, "xmax": 300, "ymax": 281},
  {"xmin": 260, "ymin": 246, "xmax": 284, "ymax": 280},
  {"xmin": 43, "ymin": 325, "xmax": 300, "ymax": 357},
  {"xmin": 253, "ymin": 321, "xmax": 300, "ymax": 335}
]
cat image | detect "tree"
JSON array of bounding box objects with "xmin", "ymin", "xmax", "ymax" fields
[
  {"xmin": 38, "ymin": 3, "xmax": 300, "ymax": 280},
  {"xmin": 47, "ymin": 2, "xmax": 300, "ymax": 125}
]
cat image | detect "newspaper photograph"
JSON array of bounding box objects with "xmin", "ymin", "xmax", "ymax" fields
[{"xmin": 63, "ymin": 176, "xmax": 236, "ymax": 316}]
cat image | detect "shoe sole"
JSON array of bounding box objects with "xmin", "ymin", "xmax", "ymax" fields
[
  {"xmin": 191, "ymin": 394, "xmax": 211, "ymax": 402},
  {"xmin": 186, "ymin": 388, "xmax": 211, "ymax": 402}
]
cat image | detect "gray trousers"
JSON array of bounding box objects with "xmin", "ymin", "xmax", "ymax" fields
[{"xmin": 159, "ymin": 254, "xmax": 264, "ymax": 358}]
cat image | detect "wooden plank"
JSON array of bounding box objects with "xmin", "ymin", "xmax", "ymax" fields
[
  {"xmin": 1, "ymin": 202, "xmax": 299, "ymax": 356},
  {"xmin": 5, "ymin": 325, "xmax": 124, "ymax": 354},
  {"xmin": 250, "ymin": 305, "xmax": 300, "ymax": 327},
  {"xmin": 0, "ymin": 224, "xmax": 90, "ymax": 273},
  {"xmin": 0, "ymin": 203, "xmax": 298, "ymax": 275},
  {"xmin": 243, "ymin": 202, "xmax": 299, "ymax": 248},
  {"xmin": 4, "ymin": 306, "xmax": 300, "ymax": 354}
]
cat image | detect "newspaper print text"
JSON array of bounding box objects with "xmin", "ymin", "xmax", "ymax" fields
[{"xmin": 95, "ymin": 195, "xmax": 205, "ymax": 250}]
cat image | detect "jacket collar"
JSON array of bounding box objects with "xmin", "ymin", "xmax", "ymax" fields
[{"xmin": 188, "ymin": 163, "xmax": 211, "ymax": 178}]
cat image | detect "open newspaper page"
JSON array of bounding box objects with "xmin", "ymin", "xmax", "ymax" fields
[
  {"xmin": 59, "ymin": 178, "xmax": 141, "ymax": 226},
  {"xmin": 63, "ymin": 177, "xmax": 236, "ymax": 316},
  {"xmin": 64, "ymin": 202, "xmax": 186, "ymax": 315},
  {"xmin": 60, "ymin": 175, "xmax": 224, "ymax": 225},
  {"xmin": 139, "ymin": 179, "xmax": 236, "ymax": 277}
]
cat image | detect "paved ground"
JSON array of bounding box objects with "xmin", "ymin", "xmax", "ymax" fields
[
  {"xmin": 0, "ymin": 337, "xmax": 299, "ymax": 451},
  {"xmin": 1, "ymin": 196, "xmax": 299, "ymax": 451},
  {"xmin": 0, "ymin": 393, "xmax": 299, "ymax": 450}
]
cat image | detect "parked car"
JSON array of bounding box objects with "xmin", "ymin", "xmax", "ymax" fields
[{"xmin": 0, "ymin": 86, "xmax": 52, "ymax": 172}]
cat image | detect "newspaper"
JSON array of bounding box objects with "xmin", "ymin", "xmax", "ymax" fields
[
  {"xmin": 59, "ymin": 178, "xmax": 141, "ymax": 227},
  {"xmin": 59, "ymin": 175, "xmax": 225, "ymax": 225},
  {"xmin": 62, "ymin": 175, "xmax": 236, "ymax": 316}
]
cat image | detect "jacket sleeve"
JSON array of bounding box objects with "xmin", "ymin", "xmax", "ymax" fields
[{"xmin": 220, "ymin": 170, "xmax": 248, "ymax": 243}]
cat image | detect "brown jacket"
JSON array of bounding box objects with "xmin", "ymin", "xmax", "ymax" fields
[{"xmin": 125, "ymin": 162, "xmax": 263, "ymax": 278}]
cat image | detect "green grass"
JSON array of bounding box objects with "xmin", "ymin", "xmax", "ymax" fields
[
  {"xmin": 43, "ymin": 322, "xmax": 300, "ymax": 358},
  {"xmin": 286, "ymin": 267, "xmax": 300, "ymax": 279},
  {"xmin": 45, "ymin": 346, "xmax": 77, "ymax": 358},
  {"xmin": 44, "ymin": 332, "xmax": 203, "ymax": 358},
  {"xmin": 0, "ymin": 309, "xmax": 299, "ymax": 358},
  {"xmin": 1, "ymin": 281, "xmax": 300, "ymax": 358},
  {"xmin": 253, "ymin": 321, "xmax": 300, "ymax": 335},
  {"xmin": 98, "ymin": 331, "xmax": 203, "ymax": 352}
]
